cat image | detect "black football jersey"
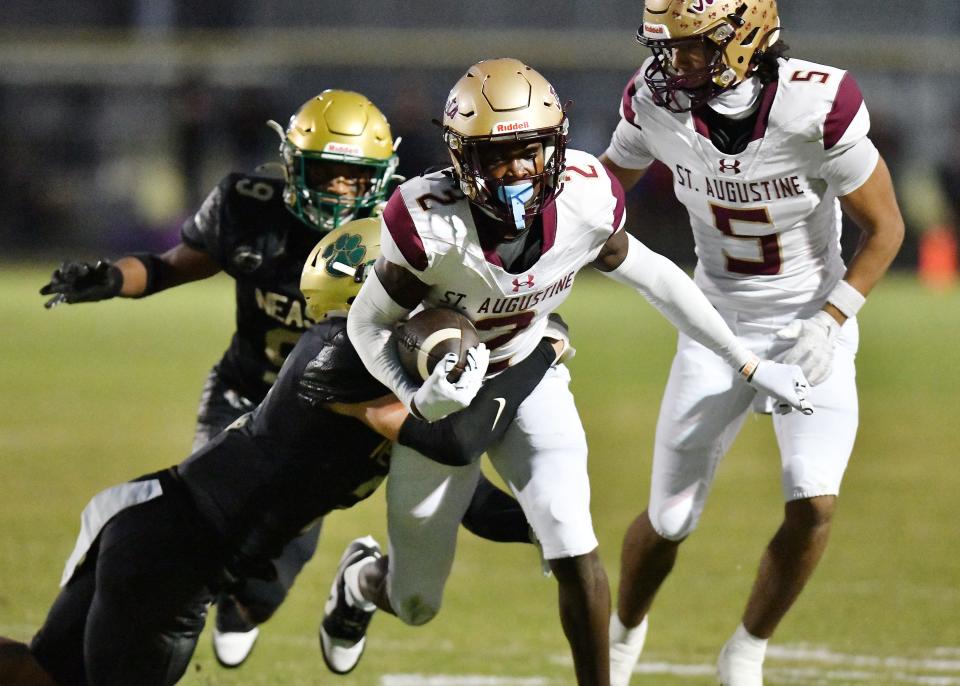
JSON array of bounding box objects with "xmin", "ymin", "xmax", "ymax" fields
[
  {"xmin": 181, "ymin": 172, "xmax": 325, "ymax": 402},
  {"xmin": 176, "ymin": 316, "xmax": 391, "ymax": 563}
]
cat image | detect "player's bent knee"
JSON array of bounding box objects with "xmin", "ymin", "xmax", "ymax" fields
[
  {"xmin": 393, "ymin": 593, "xmax": 440, "ymax": 626},
  {"xmin": 649, "ymin": 499, "xmax": 700, "ymax": 541},
  {"xmin": 785, "ymin": 494, "xmax": 836, "ymax": 530}
]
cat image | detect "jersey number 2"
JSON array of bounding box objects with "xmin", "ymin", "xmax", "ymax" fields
[{"xmin": 709, "ymin": 204, "xmax": 782, "ymax": 276}]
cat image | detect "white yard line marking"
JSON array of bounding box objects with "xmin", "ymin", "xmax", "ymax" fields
[
  {"xmin": 549, "ymin": 645, "xmax": 960, "ymax": 684},
  {"xmin": 382, "ymin": 676, "xmax": 548, "ymax": 686},
  {"xmin": 767, "ymin": 645, "xmax": 960, "ymax": 672},
  {"xmin": 632, "ymin": 662, "xmax": 714, "ymax": 676}
]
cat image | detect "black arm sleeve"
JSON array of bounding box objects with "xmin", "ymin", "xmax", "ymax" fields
[
  {"xmin": 397, "ymin": 338, "xmax": 555, "ymax": 466},
  {"xmin": 460, "ymin": 473, "xmax": 531, "ymax": 544}
]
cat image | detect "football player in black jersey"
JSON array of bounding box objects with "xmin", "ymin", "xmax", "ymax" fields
[
  {"xmin": 2, "ymin": 218, "xmax": 565, "ymax": 686},
  {"xmin": 38, "ymin": 89, "xmax": 402, "ymax": 666}
]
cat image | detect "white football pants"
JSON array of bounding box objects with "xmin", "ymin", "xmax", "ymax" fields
[
  {"xmin": 386, "ymin": 363, "xmax": 598, "ymax": 625},
  {"xmin": 647, "ymin": 308, "xmax": 859, "ymax": 541}
]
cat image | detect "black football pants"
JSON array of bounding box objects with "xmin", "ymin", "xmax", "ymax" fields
[
  {"xmin": 31, "ymin": 490, "xmax": 218, "ymax": 686},
  {"xmin": 193, "ymin": 368, "xmax": 320, "ymax": 632}
]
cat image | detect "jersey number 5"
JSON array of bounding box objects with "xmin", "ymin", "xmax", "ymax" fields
[{"xmin": 709, "ymin": 204, "xmax": 782, "ymax": 276}]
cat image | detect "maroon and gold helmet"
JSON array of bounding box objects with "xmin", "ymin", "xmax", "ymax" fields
[
  {"xmin": 441, "ymin": 58, "xmax": 568, "ymax": 230},
  {"xmin": 637, "ymin": 0, "xmax": 780, "ymax": 112}
]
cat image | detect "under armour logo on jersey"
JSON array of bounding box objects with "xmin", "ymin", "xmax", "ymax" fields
[
  {"xmin": 719, "ymin": 159, "xmax": 742, "ymax": 175},
  {"xmin": 512, "ymin": 275, "xmax": 535, "ymax": 292}
]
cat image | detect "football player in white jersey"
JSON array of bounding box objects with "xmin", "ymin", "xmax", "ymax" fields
[
  {"xmin": 335, "ymin": 58, "xmax": 812, "ymax": 685},
  {"xmin": 600, "ymin": 2, "xmax": 905, "ymax": 684}
]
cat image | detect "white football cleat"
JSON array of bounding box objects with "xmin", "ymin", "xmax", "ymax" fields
[
  {"xmin": 609, "ymin": 614, "xmax": 648, "ymax": 686},
  {"xmin": 717, "ymin": 636, "xmax": 764, "ymax": 686},
  {"xmin": 319, "ymin": 536, "xmax": 381, "ymax": 674},
  {"xmin": 212, "ymin": 626, "xmax": 260, "ymax": 668}
]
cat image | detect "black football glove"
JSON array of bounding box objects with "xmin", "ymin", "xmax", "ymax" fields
[{"xmin": 40, "ymin": 259, "xmax": 123, "ymax": 309}]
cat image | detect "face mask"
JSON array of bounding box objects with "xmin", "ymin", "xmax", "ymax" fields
[{"xmin": 496, "ymin": 181, "xmax": 534, "ymax": 232}]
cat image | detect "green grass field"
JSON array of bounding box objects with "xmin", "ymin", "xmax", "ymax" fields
[{"xmin": 1, "ymin": 265, "xmax": 958, "ymax": 685}]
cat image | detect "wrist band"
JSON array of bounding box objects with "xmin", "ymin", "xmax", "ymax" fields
[
  {"xmin": 738, "ymin": 355, "xmax": 760, "ymax": 382},
  {"xmin": 826, "ymin": 279, "xmax": 865, "ymax": 319},
  {"xmin": 128, "ymin": 253, "xmax": 168, "ymax": 297}
]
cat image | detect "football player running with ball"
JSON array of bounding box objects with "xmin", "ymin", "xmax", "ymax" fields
[
  {"xmin": 0, "ymin": 218, "xmax": 558, "ymax": 686},
  {"xmin": 337, "ymin": 58, "xmax": 812, "ymax": 686},
  {"xmin": 599, "ymin": 2, "xmax": 904, "ymax": 684},
  {"xmin": 37, "ymin": 90, "xmax": 399, "ymax": 667}
]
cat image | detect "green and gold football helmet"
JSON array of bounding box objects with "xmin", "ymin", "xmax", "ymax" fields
[
  {"xmin": 300, "ymin": 217, "xmax": 381, "ymax": 320},
  {"xmin": 637, "ymin": 0, "xmax": 781, "ymax": 112},
  {"xmin": 272, "ymin": 90, "xmax": 398, "ymax": 233}
]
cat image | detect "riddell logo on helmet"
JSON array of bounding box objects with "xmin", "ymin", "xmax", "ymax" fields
[
  {"xmin": 324, "ymin": 142, "xmax": 363, "ymax": 156},
  {"xmin": 493, "ymin": 121, "xmax": 531, "ymax": 134},
  {"xmin": 644, "ymin": 22, "xmax": 671, "ymax": 37}
]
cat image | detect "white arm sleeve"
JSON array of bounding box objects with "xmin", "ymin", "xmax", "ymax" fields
[
  {"xmin": 601, "ymin": 233, "xmax": 754, "ymax": 370},
  {"xmin": 346, "ymin": 268, "xmax": 420, "ymax": 409}
]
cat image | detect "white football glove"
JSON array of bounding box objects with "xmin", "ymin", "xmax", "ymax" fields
[
  {"xmin": 412, "ymin": 343, "xmax": 490, "ymax": 422},
  {"xmin": 746, "ymin": 360, "xmax": 814, "ymax": 415},
  {"xmin": 776, "ymin": 310, "xmax": 840, "ymax": 386}
]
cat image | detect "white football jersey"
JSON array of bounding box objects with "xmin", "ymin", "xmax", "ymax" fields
[
  {"xmin": 605, "ymin": 57, "xmax": 879, "ymax": 315},
  {"xmin": 380, "ymin": 149, "xmax": 625, "ymax": 369}
]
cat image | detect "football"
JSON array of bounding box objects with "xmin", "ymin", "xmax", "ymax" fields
[{"xmin": 395, "ymin": 307, "xmax": 480, "ymax": 382}]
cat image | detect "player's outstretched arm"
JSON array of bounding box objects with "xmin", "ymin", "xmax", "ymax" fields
[
  {"xmin": 346, "ymin": 258, "xmax": 430, "ymax": 412},
  {"xmin": 40, "ymin": 242, "xmax": 220, "ymax": 308},
  {"xmin": 593, "ymin": 231, "xmax": 813, "ymax": 413},
  {"xmin": 398, "ymin": 338, "xmax": 559, "ymax": 466},
  {"xmin": 328, "ymin": 338, "xmax": 561, "ymax": 465}
]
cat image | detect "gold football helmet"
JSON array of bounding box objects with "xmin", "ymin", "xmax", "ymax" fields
[
  {"xmin": 441, "ymin": 58, "xmax": 567, "ymax": 230},
  {"xmin": 637, "ymin": 0, "xmax": 780, "ymax": 112},
  {"xmin": 300, "ymin": 217, "xmax": 381, "ymax": 320},
  {"xmin": 272, "ymin": 90, "xmax": 398, "ymax": 232}
]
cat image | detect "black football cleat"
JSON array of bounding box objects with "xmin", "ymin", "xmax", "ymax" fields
[{"xmin": 319, "ymin": 536, "xmax": 381, "ymax": 674}]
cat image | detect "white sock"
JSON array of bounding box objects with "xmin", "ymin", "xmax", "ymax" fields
[
  {"xmin": 611, "ymin": 612, "xmax": 648, "ymax": 647},
  {"xmin": 343, "ymin": 558, "xmax": 378, "ymax": 612},
  {"xmin": 727, "ymin": 623, "xmax": 768, "ymax": 660}
]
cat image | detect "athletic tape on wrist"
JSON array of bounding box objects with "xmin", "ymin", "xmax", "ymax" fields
[
  {"xmin": 738, "ymin": 355, "xmax": 760, "ymax": 382},
  {"xmin": 826, "ymin": 280, "xmax": 865, "ymax": 318}
]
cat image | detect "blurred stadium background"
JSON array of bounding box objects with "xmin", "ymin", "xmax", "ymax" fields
[{"xmin": 1, "ymin": 2, "xmax": 959, "ymax": 685}]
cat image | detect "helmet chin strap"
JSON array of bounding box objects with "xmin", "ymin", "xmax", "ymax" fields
[
  {"xmin": 496, "ymin": 181, "xmax": 535, "ymax": 232},
  {"xmin": 709, "ymin": 76, "xmax": 762, "ymax": 119}
]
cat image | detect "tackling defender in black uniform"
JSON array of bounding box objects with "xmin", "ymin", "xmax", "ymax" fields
[
  {"xmin": 38, "ymin": 90, "xmax": 406, "ymax": 665},
  {"xmin": 2, "ymin": 218, "xmax": 564, "ymax": 686}
]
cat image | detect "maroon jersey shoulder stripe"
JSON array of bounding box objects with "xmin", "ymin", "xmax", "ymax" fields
[
  {"xmin": 621, "ymin": 68, "xmax": 645, "ymax": 130},
  {"xmin": 382, "ymin": 187, "xmax": 428, "ymax": 271},
  {"xmin": 601, "ymin": 163, "xmax": 627, "ymax": 233},
  {"xmin": 823, "ymin": 72, "xmax": 864, "ymax": 150},
  {"xmin": 542, "ymin": 201, "xmax": 558, "ymax": 252},
  {"xmin": 750, "ymin": 79, "xmax": 780, "ymax": 143}
]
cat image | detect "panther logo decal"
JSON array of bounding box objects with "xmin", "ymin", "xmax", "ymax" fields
[{"xmin": 321, "ymin": 232, "xmax": 367, "ymax": 277}]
